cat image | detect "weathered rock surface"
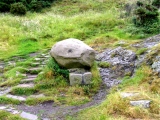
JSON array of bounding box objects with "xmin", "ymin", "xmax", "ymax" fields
[
  {"xmin": 6, "ymin": 94, "xmax": 26, "ymax": 101},
  {"xmin": 132, "ymin": 34, "xmax": 160, "ymax": 49},
  {"xmin": 69, "ymin": 70, "xmax": 92, "ymax": 85},
  {"xmin": 152, "ymin": 56, "xmax": 160, "ymax": 75},
  {"xmin": 69, "ymin": 73, "xmax": 82, "ymax": 85},
  {"xmin": 83, "ymin": 72, "xmax": 92, "ymax": 84},
  {"xmin": 96, "ymin": 47, "xmax": 136, "ymax": 87},
  {"xmin": 20, "ymin": 111, "xmax": 38, "ymax": 120},
  {"xmin": 50, "ymin": 38, "xmax": 95, "ymax": 68}
]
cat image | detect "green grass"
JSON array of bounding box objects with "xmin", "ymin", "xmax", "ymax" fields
[
  {"xmin": 98, "ymin": 61, "xmax": 111, "ymax": 68},
  {"xmin": 0, "ymin": 110, "xmax": 25, "ymax": 120},
  {"xmin": 25, "ymin": 96, "xmax": 54, "ymax": 105},
  {"xmin": 0, "ymin": 0, "xmax": 150, "ymax": 59},
  {"xmin": 33, "ymin": 61, "xmax": 101, "ymax": 105},
  {"xmin": 0, "ymin": 0, "xmax": 160, "ymax": 119},
  {"xmin": 0, "ymin": 96, "xmax": 21, "ymax": 105},
  {"xmin": 136, "ymin": 48, "xmax": 148, "ymax": 55},
  {"xmin": 11, "ymin": 87, "xmax": 37, "ymax": 96},
  {"xmin": 120, "ymin": 66, "xmax": 151, "ymax": 87}
]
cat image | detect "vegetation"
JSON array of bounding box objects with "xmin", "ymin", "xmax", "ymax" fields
[
  {"xmin": 98, "ymin": 61, "xmax": 111, "ymax": 68},
  {"xmin": 0, "ymin": 110, "xmax": 25, "ymax": 120},
  {"xmin": 133, "ymin": 0, "xmax": 159, "ymax": 33},
  {"xmin": 70, "ymin": 65, "xmax": 160, "ymax": 120},
  {"xmin": 11, "ymin": 87, "xmax": 37, "ymax": 95},
  {"xmin": 0, "ymin": 0, "xmax": 160, "ymax": 119},
  {"xmin": 10, "ymin": 2, "xmax": 27, "ymax": 15},
  {"xmin": 0, "ymin": 96, "xmax": 21, "ymax": 105},
  {"xmin": 136, "ymin": 48, "xmax": 148, "ymax": 55},
  {"xmin": 0, "ymin": 0, "xmax": 55, "ymax": 14}
]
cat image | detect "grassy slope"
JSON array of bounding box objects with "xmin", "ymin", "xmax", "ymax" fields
[{"xmin": 0, "ymin": 0, "xmax": 146, "ymax": 60}]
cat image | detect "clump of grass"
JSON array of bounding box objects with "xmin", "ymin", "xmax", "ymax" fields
[
  {"xmin": 0, "ymin": 96, "xmax": 21, "ymax": 105},
  {"xmin": 150, "ymin": 77, "xmax": 160, "ymax": 94},
  {"xmin": 145, "ymin": 43, "xmax": 160, "ymax": 64},
  {"xmin": 102, "ymin": 93, "xmax": 130, "ymax": 115},
  {"xmin": 98, "ymin": 61, "xmax": 111, "ymax": 68},
  {"xmin": 0, "ymin": 79, "xmax": 21, "ymax": 87},
  {"xmin": 47, "ymin": 58, "xmax": 69, "ymax": 79},
  {"xmin": 0, "ymin": 110, "xmax": 25, "ymax": 120},
  {"xmin": 11, "ymin": 87, "xmax": 37, "ymax": 96},
  {"xmin": 136, "ymin": 48, "xmax": 148, "ymax": 55},
  {"xmin": 25, "ymin": 97, "xmax": 54, "ymax": 105},
  {"xmin": 35, "ymin": 75, "xmax": 68, "ymax": 89},
  {"xmin": 120, "ymin": 66, "xmax": 152, "ymax": 87}
]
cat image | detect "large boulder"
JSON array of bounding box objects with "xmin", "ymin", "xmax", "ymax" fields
[{"xmin": 50, "ymin": 38, "xmax": 95, "ymax": 68}]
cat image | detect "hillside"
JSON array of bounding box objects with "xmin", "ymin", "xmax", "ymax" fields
[{"xmin": 0, "ymin": 0, "xmax": 160, "ymax": 120}]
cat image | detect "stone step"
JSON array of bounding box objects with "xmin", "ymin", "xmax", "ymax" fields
[
  {"xmin": 0, "ymin": 73, "xmax": 3, "ymax": 77},
  {"xmin": 16, "ymin": 83, "xmax": 34, "ymax": 88},
  {"xmin": 28, "ymin": 67, "xmax": 42, "ymax": 74},
  {"xmin": 27, "ymin": 74, "xmax": 38, "ymax": 78},
  {"xmin": 0, "ymin": 105, "xmax": 39, "ymax": 120},
  {"xmin": 0, "ymin": 66, "xmax": 4, "ymax": 72},
  {"xmin": 6, "ymin": 94, "xmax": 26, "ymax": 101},
  {"xmin": 0, "ymin": 88, "xmax": 11, "ymax": 96},
  {"xmin": 20, "ymin": 74, "xmax": 38, "ymax": 83},
  {"xmin": 20, "ymin": 78, "xmax": 36, "ymax": 84},
  {"xmin": 30, "ymin": 62, "xmax": 41, "ymax": 67},
  {"xmin": 34, "ymin": 58, "xmax": 45, "ymax": 62},
  {"xmin": 130, "ymin": 100, "xmax": 151, "ymax": 108},
  {"xmin": 0, "ymin": 106, "xmax": 20, "ymax": 114},
  {"xmin": 29, "ymin": 94, "xmax": 45, "ymax": 98}
]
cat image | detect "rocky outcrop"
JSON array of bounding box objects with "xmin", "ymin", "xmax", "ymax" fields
[
  {"xmin": 96, "ymin": 47, "xmax": 136, "ymax": 87},
  {"xmin": 50, "ymin": 38, "xmax": 95, "ymax": 69}
]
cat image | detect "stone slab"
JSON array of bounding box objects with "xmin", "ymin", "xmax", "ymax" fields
[
  {"xmin": 20, "ymin": 111, "xmax": 38, "ymax": 120},
  {"xmin": 120, "ymin": 92, "xmax": 139, "ymax": 98},
  {"xmin": 6, "ymin": 94, "xmax": 26, "ymax": 101},
  {"xmin": 83, "ymin": 72, "xmax": 92, "ymax": 84},
  {"xmin": 130, "ymin": 100, "xmax": 151, "ymax": 108},
  {"xmin": 21, "ymin": 78, "xmax": 36, "ymax": 83},
  {"xmin": 69, "ymin": 73, "xmax": 82, "ymax": 86}
]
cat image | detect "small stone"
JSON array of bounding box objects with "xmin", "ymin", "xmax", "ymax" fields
[
  {"xmin": 34, "ymin": 58, "xmax": 41, "ymax": 61},
  {"xmin": 29, "ymin": 94, "xmax": 45, "ymax": 98},
  {"xmin": 20, "ymin": 111, "xmax": 38, "ymax": 120},
  {"xmin": 12, "ymin": 110, "xmax": 20, "ymax": 114},
  {"xmin": 0, "ymin": 88, "xmax": 11, "ymax": 95},
  {"xmin": 0, "ymin": 66, "xmax": 3, "ymax": 72},
  {"xmin": 120, "ymin": 92, "xmax": 139, "ymax": 98},
  {"xmin": 69, "ymin": 73, "xmax": 82, "ymax": 86},
  {"xmin": 21, "ymin": 78, "xmax": 36, "ymax": 83},
  {"xmin": 6, "ymin": 94, "xmax": 26, "ymax": 101},
  {"xmin": 130, "ymin": 100, "xmax": 151, "ymax": 108},
  {"xmin": 28, "ymin": 68, "xmax": 42, "ymax": 74},
  {"xmin": 83, "ymin": 72, "xmax": 92, "ymax": 84},
  {"xmin": 31, "ymin": 63, "xmax": 41, "ymax": 67},
  {"xmin": 42, "ymin": 118, "xmax": 50, "ymax": 120},
  {"xmin": 0, "ymin": 106, "xmax": 6, "ymax": 110},
  {"xmin": 44, "ymin": 55, "xmax": 50, "ymax": 58}
]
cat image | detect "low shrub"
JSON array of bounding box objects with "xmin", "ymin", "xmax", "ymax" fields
[
  {"xmin": 10, "ymin": 2, "xmax": 27, "ymax": 15},
  {"xmin": 47, "ymin": 58, "xmax": 69, "ymax": 79}
]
